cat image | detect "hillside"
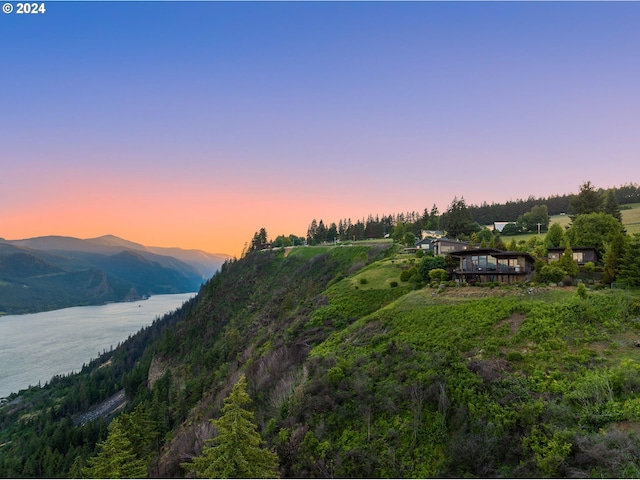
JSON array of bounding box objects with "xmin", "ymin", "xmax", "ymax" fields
[
  {"xmin": 0, "ymin": 236, "xmax": 229, "ymax": 315},
  {"xmin": 2, "ymin": 243, "xmax": 640, "ymax": 477}
]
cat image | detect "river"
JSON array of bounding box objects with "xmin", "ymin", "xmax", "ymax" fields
[{"xmin": 0, "ymin": 293, "xmax": 195, "ymax": 398}]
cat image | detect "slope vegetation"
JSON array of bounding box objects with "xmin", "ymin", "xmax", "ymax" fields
[{"xmin": 2, "ymin": 244, "xmax": 640, "ymax": 478}]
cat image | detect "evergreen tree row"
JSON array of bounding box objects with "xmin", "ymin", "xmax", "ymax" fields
[{"xmin": 304, "ymin": 182, "xmax": 639, "ymax": 245}]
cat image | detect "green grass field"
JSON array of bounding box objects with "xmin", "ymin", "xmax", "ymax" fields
[
  {"xmin": 622, "ymin": 203, "xmax": 640, "ymax": 234},
  {"xmin": 500, "ymin": 203, "xmax": 640, "ymax": 244}
]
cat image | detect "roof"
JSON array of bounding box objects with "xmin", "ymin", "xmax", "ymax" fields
[
  {"xmin": 449, "ymin": 248, "xmax": 535, "ymax": 262},
  {"xmin": 436, "ymin": 238, "xmax": 469, "ymax": 244},
  {"xmin": 493, "ymin": 221, "xmax": 511, "ymax": 232},
  {"xmin": 416, "ymin": 238, "xmax": 433, "ymax": 245},
  {"xmin": 546, "ymin": 246, "xmax": 597, "ymax": 252},
  {"xmin": 493, "ymin": 251, "xmax": 536, "ymax": 262},
  {"xmin": 449, "ymin": 248, "xmax": 502, "ymax": 256}
]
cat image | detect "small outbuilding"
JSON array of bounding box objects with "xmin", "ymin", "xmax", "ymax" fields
[{"xmin": 547, "ymin": 247, "xmax": 598, "ymax": 265}]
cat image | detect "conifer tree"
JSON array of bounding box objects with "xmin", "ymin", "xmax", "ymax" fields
[
  {"xmin": 119, "ymin": 404, "xmax": 157, "ymax": 465},
  {"xmin": 618, "ymin": 234, "xmax": 640, "ymax": 287},
  {"xmin": 183, "ymin": 375, "xmax": 279, "ymax": 478},
  {"xmin": 545, "ymin": 223, "xmax": 565, "ymax": 249},
  {"xmin": 557, "ymin": 246, "xmax": 579, "ymax": 278},
  {"xmin": 604, "ymin": 233, "xmax": 626, "ymax": 284},
  {"xmin": 602, "ymin": 189, "xmax": 623, "ymax": 222},
  {"xmin": 569, "ymin": 181, "xmax": 602, "ymax": 219},
  {"xmin": 82, "ymin": 418, "xmax": 147, "ymax": 479},
  {"xmin": 441, "ymin": 196, "xmax": 476, "ymax": 239},
  {"xmin": 427, "ymin": 204, "xmax": 440, "ymax": 230},
  {"xmin": 69, "ymin": 455, "xmax": 84, "ymax": 479}
]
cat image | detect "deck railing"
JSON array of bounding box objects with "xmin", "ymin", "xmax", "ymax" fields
[{"xmin": 455, "ymin": 265, "xmax": 531, "ymax": 274}]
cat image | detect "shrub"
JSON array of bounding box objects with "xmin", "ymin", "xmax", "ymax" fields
[
  {"xmin": 429, "ymin": 268, "xmax": 447, "ymax": 282},
  {"xmin": 390, "ymin": 281, "xmax": 398, "ymax": 288},
  {"xmin": 418, "ymin": 255, "xmax": 447, "ymax": 280},
  {"xmin": 327, "ymin": 366, "xmax": 345, "ymax": 385},
  {"xmin": 507, "ymin": 351, "xmax": 524, "ymax": 362},
  {"xmin": 400, "ymin": 266, "xmax": 418, "ymax": 282},
  {"xmin": 359, "ymin": 278, "xmax": 368, "ymax": 285},
  {"xmin": 576, "ymin": 283, "xmax": 588, "ymax": 299},
  {"xmin": 415, "ymin": 250, "xmax": 425, "ymax": 258},
  {"xmin": 540, "ymin": 265, "xmax": 565, "ymax": 284},
  {"xmin": 501, "ymin": 222, "xmax": 521, "ymax": 235}
]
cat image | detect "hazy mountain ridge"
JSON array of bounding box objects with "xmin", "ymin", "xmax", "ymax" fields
[{"xmin": 0, "ymin": 235, "xmax": 230, "ymax": 315}]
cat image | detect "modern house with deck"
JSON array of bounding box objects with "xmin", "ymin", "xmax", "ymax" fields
[{"xmin": 449, "ymin": 248, "xmax": 536, "ymax": 284}]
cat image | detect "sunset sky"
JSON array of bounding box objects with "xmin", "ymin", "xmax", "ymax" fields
[{"xmin": 2, "ymin": 2, "xmax": 639, "ymax": 257}]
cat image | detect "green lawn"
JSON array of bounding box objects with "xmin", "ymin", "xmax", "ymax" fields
[{"xmin": 622, "ymin": 203, "xmax": 640, "ymax": 234}]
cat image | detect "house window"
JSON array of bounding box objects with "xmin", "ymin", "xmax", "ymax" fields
[
  {"xmin": 573, "ymin": 252, "xmax": 584, "ymax": 263},
  {"xmin": 469, "ymin": 255, "xmax": 497, "ymax": 271},
  {"xmin": 462, "ymin": 258, "xmax": 472, "ymax": 270},
  {"xmin": 498, "ymin": 258, "xmax": 519, "ymax": 270}
]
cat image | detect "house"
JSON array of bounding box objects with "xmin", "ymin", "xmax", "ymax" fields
[
  {"xmin": 547, "ymin": 247, "xmax": 598, "ymax": 265},
  {"xmin": 449, "ymin": 248, "xmax": 536, "ymax": 284},
  {"xmin": 416, "ymin": 238, "xmax": 435, "ymax": 251},
  {"xmin": 433, "ymin": 238, "xmax": 469, "ymax": 256}
]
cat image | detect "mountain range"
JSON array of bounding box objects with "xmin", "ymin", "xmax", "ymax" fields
[{"xmin": 0, "ymin": 235, "xmax": 231, "ymax": 315}]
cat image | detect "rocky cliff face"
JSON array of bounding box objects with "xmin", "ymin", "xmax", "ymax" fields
[{"xmin": 147, "ymin": 355, "xmax": 171, "ymax": 390}]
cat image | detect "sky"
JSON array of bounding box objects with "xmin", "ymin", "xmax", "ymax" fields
[{"xmin": 1, "ymin": 1, "xmax": 639, "ymax": 257}]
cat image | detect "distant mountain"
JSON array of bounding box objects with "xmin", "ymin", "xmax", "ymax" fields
[
  {"xmin": 84, "ymin": 235, "xmax": 149, "ymax": 251},
  {"xmin": 0, "ymin": 235, "xmax": 231, "ymax": 315},
  {"xmin": 88, "ymin": 235, "xmax": 228, "ymax": 279},
  {"xmin": 146, "ymin": 246, "xmax": 227, "ymax": 279}
]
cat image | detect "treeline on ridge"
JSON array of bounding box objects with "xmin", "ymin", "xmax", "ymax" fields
[{"xmin": 303, "ymin": 182, "xmax": 640, "ymax": 244}]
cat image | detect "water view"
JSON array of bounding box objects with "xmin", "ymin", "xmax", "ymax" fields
[{"xmin": 0, "ymin": 293, "xmax": 195, "ymax": 398}]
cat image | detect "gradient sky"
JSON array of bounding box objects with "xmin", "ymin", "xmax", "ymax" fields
[{"xmin": 2, "ymin": 2, "xmax": 639, "ymax": 257}]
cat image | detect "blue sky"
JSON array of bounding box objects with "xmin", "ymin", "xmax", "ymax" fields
[{"xmin": 2, "ymin": 2, "xmax": 639, "ymax": 255}]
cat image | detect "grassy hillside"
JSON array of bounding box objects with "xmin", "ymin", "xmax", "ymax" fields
[
  {"xmin": 2, "ymin": 244, "xmax": 640, "ymax": 478},
  {"xmin": 623, "ymin": 203, "xmax": 640, "ymax": 234}
]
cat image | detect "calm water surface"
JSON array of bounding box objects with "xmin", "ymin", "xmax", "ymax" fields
[{"xmin": 0, "ymin": 293, "xmax": 195, "ymax": 398}]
